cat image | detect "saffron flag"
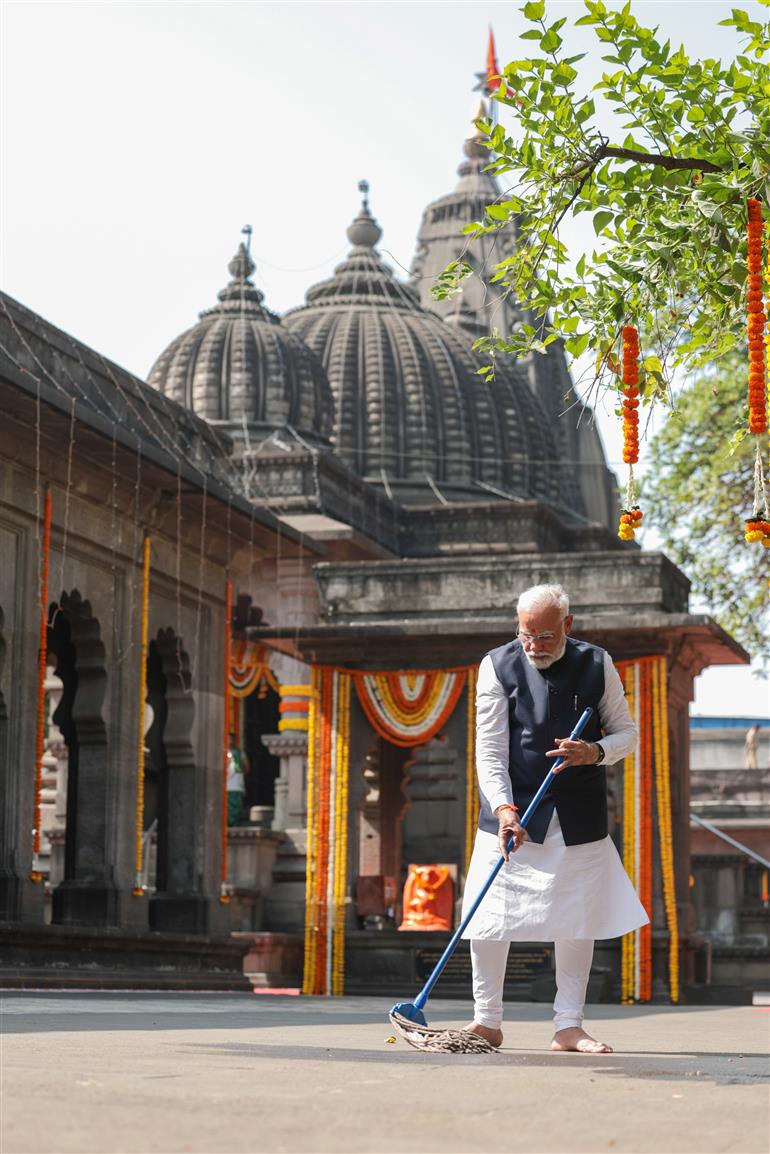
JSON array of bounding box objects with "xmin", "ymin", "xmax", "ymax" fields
[{"xmin": 486, "ymin": 27, "xmax": 500, "ymax": 94}]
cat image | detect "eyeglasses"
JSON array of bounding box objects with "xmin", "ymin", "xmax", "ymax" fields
[{"xmin": 516, "ymin": 620, "xmax": 567, "ymax": 643}]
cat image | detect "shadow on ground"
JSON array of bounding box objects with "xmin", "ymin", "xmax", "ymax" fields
[{"xmin": 182, "ymin": 1039, "xmax": 770, "ymax": 1087}]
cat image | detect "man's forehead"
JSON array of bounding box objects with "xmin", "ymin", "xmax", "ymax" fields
[{"xmin": 519, "ymin": 604, "xmax": 564, "ymax": 622}]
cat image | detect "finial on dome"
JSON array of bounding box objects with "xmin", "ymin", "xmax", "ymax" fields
[
  {"xmin": 241, "ymin": 223, "xmax": 253, "ymax": 255},
  {"xmin": 463, "ymin": 99, "xmax": 490, "ymax": 160},
  {"xmin": 228, "ymin": 240, "xmax": 256, "ymax": 285},
  {"xmin": 346, "ymin": 180, "xmax": 382, "ymax": 249}
]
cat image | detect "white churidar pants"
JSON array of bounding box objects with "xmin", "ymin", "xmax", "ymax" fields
[{"xmin": 470, "ymin": 937, "xmax": 595, "ymax": 1030}]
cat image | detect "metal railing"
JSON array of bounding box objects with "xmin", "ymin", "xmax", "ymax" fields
[{"xmin": 690, "ymin": 811, "xmax": 770, "ymax": 869}]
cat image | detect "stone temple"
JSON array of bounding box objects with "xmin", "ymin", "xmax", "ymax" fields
[{"xmin": 0, "ymin": 102, "xmax": 760, "ymax": 1000}]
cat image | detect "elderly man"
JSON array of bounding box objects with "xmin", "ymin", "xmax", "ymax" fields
[{"xmin": 463, "ymin": 583, "xmax": 647, "ymax": 1054}]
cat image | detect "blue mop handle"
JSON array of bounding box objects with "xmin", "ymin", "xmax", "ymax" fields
[{"xmin": 411, "ymin": 706, "xmax": 594, "ymax": 1012}]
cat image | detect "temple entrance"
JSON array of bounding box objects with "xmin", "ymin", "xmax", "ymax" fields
[{"xmin": 243, "ymin": 685, "xmax": 280, "ymax": 812}]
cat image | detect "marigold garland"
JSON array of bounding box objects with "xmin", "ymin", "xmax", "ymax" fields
[
  {"xmin": 747, "ymin": 199, "xmax": 767, "ymax": 436},
  {"xmin": 302, "ymin": 667, "xmax": 322, "ymax": 996},
  {"xmin": 132, "ymin": 533, "xmax": 151, "ymax": 896},
  {"xmin": 745, "ymin": 199, "xmax": 770, "ymax": 546},
  {"xmin": 651, "ymin": 655, "xmax": 679, "ymax": 1002},
  {"xmin": 354, "ymin": 670, "xmax": 467, "ymax": 747},
  {"xmin": 303, "ymin": 668, "xmax": 352, "ymax": 996},
  {"xmin": 618, "ymin": 325, "xmax": 644, "ymax": 541},
  {"xmin": 617, "ymin": 656, "xmax": 679, "ymax": 1004},
  {"xmin": 30, "ymin": 486, "xmax": 52, "ymax": 882}
]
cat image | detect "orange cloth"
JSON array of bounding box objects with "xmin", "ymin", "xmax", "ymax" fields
[{"xmin": 399, "ymin": 865, "xmax": 454, "ymax": 932}]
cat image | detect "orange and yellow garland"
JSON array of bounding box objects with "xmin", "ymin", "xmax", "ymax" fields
[
  {"xmin": 617, "ymin": 655, "xmax": 679, "ymax": 1005},
  {"xmin": 745, "ymin": 198, "xmax": 770, "ymax": 546},
  {"xmin": 354, "ymin": 669, "xmax": 467, "ymax": 747},
  {"xmin": 30, "ymin": 486, "xmax": 52, "ymax": 882},
  {"xmin": 303, "ymin": 667, "xmax": 352, "ymax": 995},
  {"xmin": 617, "ymin": 325, "xmax": 644, "ymax": 541},
  {"xmin": 132, "ymin": 533, "xmax": 151, "ymax": 896}
]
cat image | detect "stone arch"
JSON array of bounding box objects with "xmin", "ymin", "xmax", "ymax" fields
[
  {"xmin": 47, "ymin": 589, "xmax": 116, "ymax": 926},
  {"xmin": 147, "ymin": 627, "xmax": 208, "ymax": 933}
]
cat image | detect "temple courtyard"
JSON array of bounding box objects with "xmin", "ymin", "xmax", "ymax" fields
[{"xmin": 1, "ymin": 993, "xmax": 767, "ymax": 1154}]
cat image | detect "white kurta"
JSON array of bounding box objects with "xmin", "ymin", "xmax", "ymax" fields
[
  {"xmin": 462, "ymin": 811, "xmax": 649, "ymax": 941},
  {"xmin": 464, "ymin": 647, "xmax": 648, "ymax": 942}
]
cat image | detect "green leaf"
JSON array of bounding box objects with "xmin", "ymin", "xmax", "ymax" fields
[
  {"xmin": 593, "ymin": 210, "xmax": 614, "ymax": 234},
  {"xmin": 565, "ymin": 332, "xmax": 591, "ymax": 356},
  {"xmin": 523, "ymin": 0, "xmax": 546, "ymax": 18}
]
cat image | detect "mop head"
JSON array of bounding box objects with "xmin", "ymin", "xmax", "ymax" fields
[{"xmin": 388, "ymin": 1010, "xmax": 497, "ymax": 1054}]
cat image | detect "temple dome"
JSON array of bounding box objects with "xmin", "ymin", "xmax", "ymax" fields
[
  {"xmin": 148, "ymin": 241, "xmax": 333, "ymax": 446},
  {"xmin": 284, "ymin": 184, "xmax": 561, "ymax": 508}
]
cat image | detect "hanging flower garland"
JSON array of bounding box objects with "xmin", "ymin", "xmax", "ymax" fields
[
  {"xmin": 616, "ymin": 656, "xmax": 677, "ymax": 1004},
  {"xmin": 353, "ymin": 669, "xmax": 467, "ymax": 747},
  {"xmin": 302, "ymin": 667, "xmax": 352, "ymax": 996},
  {"xmin": 617, "ymin": 325, "xmax": 644, "ymax": 541},
  {"xmin": 651, "ymin": 655, "xmax": 679, "ymax": 1003},
  {"xmin": 745, "ymin": 198, "xmax": 770, "ymax": 546},
  {"xmin": 30, "ymin": 486, "xmax": 52, "ymax": 883},
  {"xmin": 133, "ymin": 533, "xmax": 151, "ymax": 897}
]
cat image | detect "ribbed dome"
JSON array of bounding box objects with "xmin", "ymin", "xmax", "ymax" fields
[
  {"xmin": 284, "ymin": 184, "xmax": 560, "ymax": 507},
  {"xmin": 148, "ymin": 241, "xmax": 333, "ymax": 446}
]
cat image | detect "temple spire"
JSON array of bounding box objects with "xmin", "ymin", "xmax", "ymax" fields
[{"xmin": 346, "ymin": 180, "xmax": 383, "ymax": 250}]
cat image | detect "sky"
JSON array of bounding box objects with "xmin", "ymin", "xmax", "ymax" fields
[{"xmin": 2, "ymin": 0, "xmax": 768, "ymax": 717}]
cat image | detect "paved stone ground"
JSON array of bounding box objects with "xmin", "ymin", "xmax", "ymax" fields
[{"xmin": 1, "ymin": 993, "xmax": 768, "ymax": 1154}]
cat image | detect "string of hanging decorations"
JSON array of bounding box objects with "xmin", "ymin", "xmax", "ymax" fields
[
  {"xmin": 745, "ymin": 198, "xmax": 770, "ymax": 548},
  {"xmin": 617, "ymin": 325, "xmax": 644, "ymax": 542},
  {"xmin": 30, "ymin": 486, "xmax": 52, "ymax": 883},
  {"xmin": 303, "ymin": 666, "xmax": 352, "ymax": 996},
  {"xmin": 353, "ymin": 668, "xmax": 469, "ymax": 747},
  {"xmin": 616, "ymin": 655, "xmax": 679, "ymax": 1005},
  {"xmin": 132, "ymin": 534, "xmax": 152, "ymax": 896},
  {"xmin": 230, "ymin": 640, "xmax": 279, "ymax": 699}
]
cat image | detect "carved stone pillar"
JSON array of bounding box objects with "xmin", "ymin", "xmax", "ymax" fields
[
  {"xmin": 148, "ymin": 629, "xmax": 211, "ymax": 935},
  {"xmin": 261, "ymin": 730, "xmax": 308, "ymax": 932},
  {"xmin": 50, "ymin": 592, "xmax": 120, "ymax": 927}
]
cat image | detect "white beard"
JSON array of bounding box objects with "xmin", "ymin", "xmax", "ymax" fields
[{"xmin": 524, "ymin": 635, "xmax": 567, "ymax": 670}]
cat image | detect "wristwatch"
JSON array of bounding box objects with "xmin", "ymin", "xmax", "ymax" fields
[{"xmin": 594, "ymin": 742, "xmax": 605, "ymax": 764}]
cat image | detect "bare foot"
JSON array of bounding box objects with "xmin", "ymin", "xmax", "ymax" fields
[
  {"xmin": 464, "ymin": 1022, "xmax": 503, "ymax": 1048},
  {"xmin": 551, "ymin": 1027, "xmax": 613, "ymax": 1054}
]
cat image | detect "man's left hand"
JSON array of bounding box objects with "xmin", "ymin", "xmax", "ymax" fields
[{"xmin": 545, "ymin": 739, "xmax": 600, "ymax": 772}]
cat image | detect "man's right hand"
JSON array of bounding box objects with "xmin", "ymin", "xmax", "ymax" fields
[{"xmin": 495, "ymin": 805, "xmax": 526, "ymax": 861}]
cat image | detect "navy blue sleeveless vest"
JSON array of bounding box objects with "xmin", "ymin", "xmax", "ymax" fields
[{"xmin": 477, "ymin": 637, "xmax": 608, "ymax": 845}]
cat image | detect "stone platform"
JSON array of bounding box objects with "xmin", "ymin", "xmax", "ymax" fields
[
  {"xmin": 1, "ymin": 992, "xmax": 768, "ymax": 1153},
  {"xmin": 0, "ymin": 924, "xmax": 252, "ymax": 990}
]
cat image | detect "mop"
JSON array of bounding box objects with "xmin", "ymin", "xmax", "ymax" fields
[{"xmin": 389, "ymin": 707, "xmax": 594, "ymax": 1053}]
